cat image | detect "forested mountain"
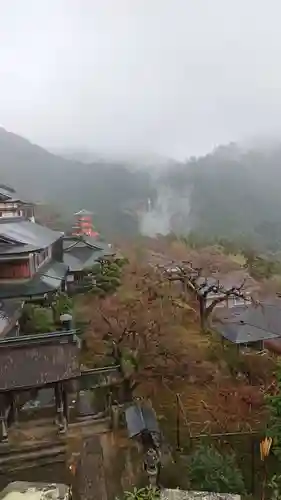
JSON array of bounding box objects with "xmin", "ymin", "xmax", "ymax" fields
[
  {"xmin": 0, "ymin": 128, "xmax": 154, "ymax": 238},
  {"xmin": 160, "ymin": 142, "xmax": 281, "ymax": 252},
  {"xmin": 1, "ymin": 126, "xmax": 281, "ymax": 251}
]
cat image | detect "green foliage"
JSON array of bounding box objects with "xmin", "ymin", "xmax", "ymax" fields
[
  {"xmin": 180, "ymin": 231, "xmax": 213, "ymax": 249},
  {"xmin": 121, "ymin": 487, "xmax": 159, "ymax": 500},
  {"xmin": 88, "ymin": 259, "xmax": 124, "ymax": 296},
  {"xmin": 52, "ymin": 292, "xmax": 73, "ymax": 320},
  {"xmin": 267, "ymin": 473, "xmax": 281, "ymax": 500},
  {"xmin": 20, "ymin": 304, "xmax": 54, "ymax": 334},
  {"xmin": 188, "ymin": 444, "xmax": 245, "ymax": 494},
  {"xmin": 246, "ymin": 255, "xmax": 281, "ymax": 280},
  {"xmin": 120, "ymin": 348, "xmax": 139, "ymax": 378},
  {"xmin": 162, "ymin": 144, "xmax": 281, "ymax": 251},
  {"xmin": 266, "ymin": 364, "xmax": 281, "ymax": 459}
]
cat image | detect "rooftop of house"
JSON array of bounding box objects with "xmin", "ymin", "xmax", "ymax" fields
[
  {"xmin": 0, "ymin": 184, "xmax": 31, "ymax": 205},
  {"xmin": 193, "ymin": 269, "xmax": 257, "ymax": 296},
  {"xmin": 0, "ymin": 218, "xmax": 64, "ymax": 252},
  {"xmin": 63, "ymin": 235, "xmax": 115, "ymax": 271},
  {"xmin": 63, "ymin": 247, "xmax": 107, "ymax": 272},
  {"xmin": 63, "ymin": 234, "xmax": 113, "ymax": 252},
  {"xmin": 0, "ymin": 482, "xmax": 70, "ymax": 500},
  {"xmin": 0, "ymin": 260, "xmax": 68, "ymax": 299},
  {"xmin": 0, "ymin": 331, "xmax": 80, "ymax": 391},
  {"xmin": 212, "ymin": 297, "xmax": 281, "ymax": 344}
]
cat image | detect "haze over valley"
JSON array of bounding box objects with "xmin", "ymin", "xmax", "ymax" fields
[{"xmin": 1, "ymin": 126, "xmax": 281, "ymax": 254}]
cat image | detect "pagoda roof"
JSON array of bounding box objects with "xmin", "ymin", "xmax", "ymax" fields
[{"xmin": 74, "ymin": 209, "xmax": 93, "ymax": 216}]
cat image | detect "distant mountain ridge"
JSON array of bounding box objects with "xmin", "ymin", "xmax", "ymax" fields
[
  {"xmin": 2, "ymin": 127, "xmax": 281, "ymax": 250},
  {"xmin": 0, "ymin": 127, "xmax": 154, "ymax": 238}
]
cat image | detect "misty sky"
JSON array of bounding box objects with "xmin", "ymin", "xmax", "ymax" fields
[{"xmin": 1, "ymin": 0, "xmax": 281, "ymax": 159}]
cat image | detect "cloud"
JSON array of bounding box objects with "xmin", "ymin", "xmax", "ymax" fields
[{"xmin": 1, "ymin": 0, "xmax": 281, "ymax": 158}]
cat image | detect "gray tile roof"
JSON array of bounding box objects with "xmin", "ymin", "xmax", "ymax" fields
[
  {"xmin": 0, "ymin": 261, "xmax": 68, "ymax": 299},
  {"xmin": 212, "ymin": 299, "xmax": 281, "ymax": 343},
  {"xmin": 63, "ymin": 236, "xmax": 114, "ymax": 271},
  {"xmin": 0, "ymin": 219, "xmax": 63, "ymax": 249},
  {"xmin": 0, "ymin": 184, "xmax": 31, "ymax": 204},
  {"xmin": 0, "ymin": 332, "xmax": 80, "ymax": 390},
  {"xmin": 0, "ymin": 184, "xmax": 17, "ymax": 201},
  {"xmin": 195, "ymin": 270, "xmax": 255, "ymax": 296},
  {"xmin": 63, "ymin": 235, "xmax": 114, "ymax": 254},
  {"xmin": 0, "ymin": 243, "xmax": 37, "ymax": 256},
  {"xmin": 64, "ymin": 248, "xmax": 106, "ymax": 272}
]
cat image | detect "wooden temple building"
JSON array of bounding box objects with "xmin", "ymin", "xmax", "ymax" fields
[
  {"xmin": 0, "ymin": 184, "xmax": 115, "ymax": 336},
  {"xmin": 0, "ymin": 184, "xmax": 69, "ymax": 337},
  {"xmin": 0, "ymin": 184, "xmax": 121, "ymax": 443},
  {"xmin": 0, "ymin": 185, "xmax": 35, "ymax": 222},
  {"xmin": 0, "ymin": 330, "xmax": 121, "ymax": 442},
  {"xmin": 0, "ymin": 331, "xmax": 80, "ymax": 441},
  {"xmin": 63, "ymin": 235, "xmax": 115, "ymax": 289}
]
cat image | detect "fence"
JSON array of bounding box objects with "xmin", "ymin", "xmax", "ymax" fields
[{"xmin": 159, "ymin": 393, "xmax": 278, "ymax": 497}]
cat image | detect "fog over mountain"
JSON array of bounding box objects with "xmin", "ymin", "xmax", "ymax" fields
[{"xmin": 2, "ymin": 126, "xmax": 281, "ymax": 253}]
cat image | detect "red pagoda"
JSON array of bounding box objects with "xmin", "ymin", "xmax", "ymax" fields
[{"xmin": 72, "ymin": 209, "xmax": 99, "ymax": 238}]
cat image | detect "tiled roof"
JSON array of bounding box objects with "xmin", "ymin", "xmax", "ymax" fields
[
  {"xmin": 0, "ymin": 184, "xmax": 17, "ymax": 201},
  {"xmin": 212, "ymin": 299, "xmax": 281, "ymax": 343},
  {"xmin": 0, "ymin": 219, "xmax": 63, "ymax": 249},
  {"xmin": 196, "ymin": 270, "xmax": 256, "ymax": 296},
  {"xmin": 0, "ymin": 332, "xmax": 80, "ymax": 390},
  {"xmin": 0, "ymin": 260, "xmax": 68, "ymax": 299},
  {"xmin": 64, "ymin": 248, "xmax": 106, "ymax": 272},
  {"xmin": 63, "ymin": 235, "xmax": 114, "ymax": 254},
  {"xmin": 0, "ymin": 242, "xmax": 39, "ymax": 256},
  {"xmin": 63, "ymin": 235, "xmax": 115, "ymax": 271}
]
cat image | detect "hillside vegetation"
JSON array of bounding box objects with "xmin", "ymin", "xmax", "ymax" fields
[{"xmin": 1, "ymin": 127, "xmax": 281, "ymax": 250}]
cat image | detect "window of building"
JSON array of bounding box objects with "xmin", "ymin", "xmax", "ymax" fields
[{"xmin": 0, "ymin": 261, "xmax": 30, "ymax": 279}]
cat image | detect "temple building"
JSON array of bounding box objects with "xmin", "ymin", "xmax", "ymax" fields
[
  {"xmin": 0, "ymin": 217, "xmax": 67, "ymax": 301},
  {"xmin": 63, "ymin": 235, "xmax": 115, "ymax": 290},
  {"xmin": 72, "ymin": 209, "xmax": 99, "ymax": 238},
  {"xmin": 0, "ymin": 185, "xmax": 35, "ymax": 222},
  {"xmin": 0, "ymin": 185, "xmax": 68, "ymax": 335},
  {"xmin": 0, "ymin": 331, "xmax": 81, "ymax": 440}
]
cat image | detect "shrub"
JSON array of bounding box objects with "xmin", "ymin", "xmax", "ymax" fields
[
  {"xmin": 187, "ymin": 444, "xmax": 245, "ymax": 494},
  {"xmin": 121, "ymin": 487, "xmax": 159, "ymax": 500}
]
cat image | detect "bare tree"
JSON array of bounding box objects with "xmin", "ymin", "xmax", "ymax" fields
[{"xmin": 163, "ymin": 262, "xmax": 248, "ymax": 330}]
